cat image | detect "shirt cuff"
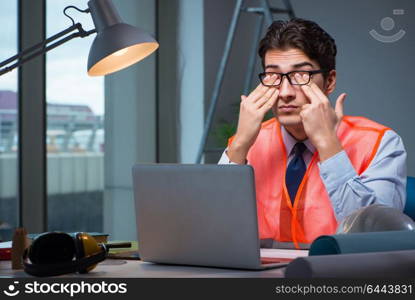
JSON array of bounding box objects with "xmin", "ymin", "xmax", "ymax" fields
[
  {"xmin": 218, "ymin": 148, "xmax": 248, "ymax": 165},
  {"xmin": 218, "ymin": 149, "xmax": 238, "ymax": 164},
  {"xmin": 318, "ymin": 150, "xmax": 358, "ymax": 192}
]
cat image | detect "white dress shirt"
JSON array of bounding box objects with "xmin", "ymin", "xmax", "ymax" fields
[{"xmin": 218, "ymin": 126, "xmax": 407, "ymax": 221}]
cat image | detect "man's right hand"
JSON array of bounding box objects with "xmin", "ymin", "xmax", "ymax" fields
[{"xmin": 228, "ymin": 74, "xmax": 280, "ymax": 164}]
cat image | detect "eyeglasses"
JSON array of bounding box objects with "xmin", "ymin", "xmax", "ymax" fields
[{"xmin": 258, "ymin": 70, "xmax": 326, "ymax": 87}]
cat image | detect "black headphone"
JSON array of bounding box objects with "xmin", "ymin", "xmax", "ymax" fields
[{"xmin": 23, "ymin": 232, "xmax": 107, "ymax": 277}]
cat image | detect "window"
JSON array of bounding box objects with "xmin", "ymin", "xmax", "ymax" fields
[
  {"xmin": 0, "ymin": 1, "xmax": 18, "ymax": 241},
  {"xmin": 46, "ymin": 0, "xmax": 104, "ymax": 232}
]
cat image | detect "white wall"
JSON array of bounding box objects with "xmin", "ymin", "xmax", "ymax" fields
[
  {"xmin": 178, "ymin": 0, "xmax": 205, "ymax": 163},
  {"xmin": 104, "ymin": 0, "xmax": 157, "ymax": 240}
]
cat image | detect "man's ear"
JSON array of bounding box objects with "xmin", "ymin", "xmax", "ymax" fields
[{"xmin": 324, "ymin": 70, "xmax": 337, "ymax": 95}]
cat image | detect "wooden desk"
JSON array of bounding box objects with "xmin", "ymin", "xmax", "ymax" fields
[{"xmin": 0, "ymin": 259, "xmax": 285, "ymax": 278}]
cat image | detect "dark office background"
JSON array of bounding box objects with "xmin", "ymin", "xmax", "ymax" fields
[{"xmin": 204, "ymin": 0, "xmax": 415, "ymax": 172}]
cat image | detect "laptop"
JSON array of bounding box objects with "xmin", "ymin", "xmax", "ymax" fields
[{"xmin": 132, "ymin": 164, "xmax": 297, "ymax": 270}]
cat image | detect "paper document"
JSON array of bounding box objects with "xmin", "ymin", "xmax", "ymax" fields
[
  {"xmin": 260, "ymin": 248, "xmax": 308, "ymax": 260},
  {"xmin": 0, "ymin": 241, "xmax": 12, "ymax": 249}
]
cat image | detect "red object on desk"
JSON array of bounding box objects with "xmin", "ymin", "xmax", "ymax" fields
[
  {"xmin": 0, "ymin": 247, "xmax": 12, "ymax": 260},
  {"xmin": 261, "ymin": 257, "xmax": 293, "ymax": 264}
]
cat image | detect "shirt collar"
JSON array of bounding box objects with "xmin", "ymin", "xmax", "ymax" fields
[{"xmin": 281, "ymin": 125, "xmax": 316, "ymax": 156}]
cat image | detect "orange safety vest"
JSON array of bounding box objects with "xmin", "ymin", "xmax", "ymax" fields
[{"xmin": 229, "ymin": 116, "xmax": 390, "ymax": 249}]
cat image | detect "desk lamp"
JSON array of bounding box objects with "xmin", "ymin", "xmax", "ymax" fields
[{"xmin": 0, "ymin": 0, "xmax": 159, "ymax": 77}]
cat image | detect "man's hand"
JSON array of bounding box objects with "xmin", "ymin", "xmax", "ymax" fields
[
  {"xmin": 295, "ymin": 73, "xmax": 347, "ymax": 162},
  {"xmin": 228, "ymin": 75, "xmax": 280, "ymax": 164}
]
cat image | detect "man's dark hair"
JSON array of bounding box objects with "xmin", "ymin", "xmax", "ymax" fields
[{"xmin": 258, "ymin": 18, "xmax": 337, "ymax": 75}]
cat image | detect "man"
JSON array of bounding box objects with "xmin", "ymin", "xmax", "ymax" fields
[{"xmin": 219, "ymin": 19, "xmax": 407, "ymax": 249}]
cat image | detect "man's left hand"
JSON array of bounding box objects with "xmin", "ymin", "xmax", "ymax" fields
[{"xmin": 295, "ymin": 73, "xmax": 347, "ymax": 162}]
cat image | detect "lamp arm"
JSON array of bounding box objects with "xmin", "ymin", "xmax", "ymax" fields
[{"xmin": 0, "ymin": 23, "xmax": 96, "ymax": 76}]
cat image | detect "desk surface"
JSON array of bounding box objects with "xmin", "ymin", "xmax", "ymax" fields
[{"xmin": 0, "ymin": 259, "xmax": 285, "ymax": 278}]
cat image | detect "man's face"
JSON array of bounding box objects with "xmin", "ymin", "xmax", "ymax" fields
[{"xmin": 264, "ymin": 48, "xmax": 331, "ymax": 127}]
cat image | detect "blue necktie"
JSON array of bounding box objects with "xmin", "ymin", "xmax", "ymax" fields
[{"xmin": 285, "ymin": 142, "xmax": 307, "ymax": 204}]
